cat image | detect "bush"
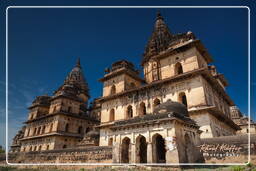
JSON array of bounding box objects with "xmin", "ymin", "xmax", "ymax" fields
[{"xmin": 231, "ymin": 166, "xmax": 244, "ymax": 171}]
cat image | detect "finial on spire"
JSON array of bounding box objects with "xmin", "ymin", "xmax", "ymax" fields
[
  {"xmin": 76, "ymin": 58, "xmax": 81, "ymax": 68},
  {"xmin": 156, "ymin": 10, "xmax": 163, "ymax": 20}
]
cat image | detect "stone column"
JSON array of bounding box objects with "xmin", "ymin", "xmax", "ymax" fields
[
  {"xmin": 112, "ymin": 142, "xmax": 120, "ymax": 163},
  {"xmin": 147, "ymin": 142, "xmax": 153, "ymax": 163},
  {"xmin": 130, "ymin": 143, "xmax": 136, "ymax": 164}
]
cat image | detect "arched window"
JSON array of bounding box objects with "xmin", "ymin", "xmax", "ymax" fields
[
  {"xmin": 175, "ymin": 62, "xmax": 183, "ymax": 75},
  {"xmin": 153, "ymin": 98, "xmax": 161, "ymax": 109},
  {"xmin": 27, "ymin": 128, "xmax": 30, "ymax": 137},
  {"xmin": 67, "ymin": 106, "xmax": 72, "ymax": 113},
  {"xmin": 63, "ymin": 145, "xmax": 67, "ymax": 149},
  {"xmin": 126, "ymin": 105, "xmax": 133, "ymax": 119},
  {"xmin": 29, "ymin": 146, "xmax": 32, "ymax": 151},
  {"xmin": 38, "ymin": 145, "xmax": 42, "ymax": 151},
  {"xmin": 46, "ymin": 145, "xmax": 49, "ymax": 150},
  {"xmin": 178, "ymin": 92, "xmax": 187, "ymax": 107},
  {"xmin": 109, "ymin": 109, "xmax": 115, "ymax": 121},
  {"xmin": 34, "ymin": 128, "xmax": 37, "ymax": 135},
  {"xmin": 37, "ymin": 127, "xmax": 41, "ymax": 135},
  {"xmin": 65, "ymin": 124, "xmax": 69, "ymax": 132},
  {"xmin": 85, "ymin": 127, "xmax": 90, "ymax": 133},
  {"xmin": 33, "ymin": 146, "xmax": 37, "ymax": 151},
  {"xmin": 78, "ymin": 126, "xmax": 83, "ymax": 134},
  {"xmin": 139, "ymin": 102, "xmax": 146, "ymax": 116},
  {"xmin": 49, "ymin": 123, "xmax": 53, "ymax": 132},
  {"xmin": 42, "ymin": 126, "xmax": 45, "ymax": 134},
  {"xmin": 110, "ymin": 85, "xmax": 116, "ymax": 95}
]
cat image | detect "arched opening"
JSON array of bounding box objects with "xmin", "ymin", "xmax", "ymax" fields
[
  {"xmin": 153, "ymin": 98, "xmax": 161, "ymax": 109},
  {"xmin": 126, "ymin": 105, "xmax": 133, "ymax": 119},
  {"xmin": 152, "ymin": 134, "xmax": 166, "ymax": 163},
  {"xmin": 46, "ymin": 145, "xmax": 49, "ymax": 150},
  {"xmin": 85, "ymin": 127, "xmax": 90, "ymax": 133},
  {"xmin": 42, "ymin": 126, "xmax": 45, "ymax": 134},
  {"xmin": 139, "ymin": 102, "xmax": 146, "ymax": 116},
  {"xmin": 37, "ymin": 127, "xmax": 41, "ymax": 135},
  {"xmin": 33, "ymin": 146, "xmax": 37, "ymax": 151},
  {"xmin": 65, "ymin": 124, "xmax": 69, "ymax": 132},
  {"xmin": 34, "ymin": 128, "xmax": 37, "ymax": 135},
  {"xmin": 78, "ymin": 126, "xmax": 83, "ymax": 134},
  {"xmin": 27, "ymin": 128, "xmax": 30, "ymax": 137},
  {"xmin": 29, "ymin": 146, "xmax": 32, "ymax": 151},
  {"xmin": 175, "ymin": 62, "xmax": 183, "ymax": 75},
  {"xmin": 178, "ymin": 92, "xmax": 187, "ymax": 107},
  {"xmin": 63, "ymin": 145, "xmax": 67, "ymax": 149},
  {"xmin": 67, "ymin": 106, "xmax": 72, "ymax": 113},
  {"xmin": 109, "ymin": 109, "xmax": 115, "ymax": 121},
  {"xmin": 136, "ymin": 135, "xmax": 147, "ymax": 163},
  {"xmin": 110, "ymin": 85, "xmax": 116, "ymax": 95},
  {"xmin": 121, "ymin": 137, "xmax": 131, "ymax": 163},
  {"xmin": 38, "ymin": 145, "xmax": 42, "ymax": 151},
  {"xmin": 49, "ymin": 123, "xmax": 53, "ymax": 132},
  {"xmin": 108, "ymin": 137, "xmax": 113, "ymax": 146}
]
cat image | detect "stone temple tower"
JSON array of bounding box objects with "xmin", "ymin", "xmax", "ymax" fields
[{"xmin": 19, "ymin": 59, "xmax": 99, "ymax": 152}]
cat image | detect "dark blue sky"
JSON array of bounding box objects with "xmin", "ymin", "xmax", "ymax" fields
[{"xmin": 0, "ymin": 0, "xmax": 255, "ymax": 149}]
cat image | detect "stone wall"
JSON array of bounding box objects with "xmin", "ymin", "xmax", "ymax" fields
[
  {"xmin": 8, "ymin": 146, "xmax": 112, "ymax": 164},
  {"xmin": 199, "ymin": 134, "xmax": 256, "ymax": 164}
]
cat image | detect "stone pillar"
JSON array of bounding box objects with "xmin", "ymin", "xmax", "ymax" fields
[
  {"xmin": 165, "ymin": 137, "xmax": 180, "ymax": 163},
  {"xmin": 130, "ymin": 143, "xmax": 136, "ymax": 164},
  {"xmin": 147, "ymin": 142, "xmax": 153, "ymax": 163},
  {"xmin": 112, "ymin": 142, "xmax": 120, "ymax": 163}
]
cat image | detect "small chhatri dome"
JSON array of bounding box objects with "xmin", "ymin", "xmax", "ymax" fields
[
  {"xmin": 154, "ymin": 99, "xmax": 188, "ymax": 117},
  {"xmin": 31, "ymin": 95, "xmax": 51, "ymax": 106}
]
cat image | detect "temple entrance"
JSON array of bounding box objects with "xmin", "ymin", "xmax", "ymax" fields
[
  {"xmin": 136, "ymin": 135, "xmax": 147, "ymax": 163},
  {"xmin": 152, "ymin": 134, "xmax": 166, "ymax": 163},
  {"xmin": 121, "ymin": 137, "xmax": 130, "ymax": 163}
]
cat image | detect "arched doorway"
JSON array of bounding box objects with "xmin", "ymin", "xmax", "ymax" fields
[
  {"xmin": 121, "ymin": 137, "xmax": 131, "ymax": 163},
  {"xmin": 136, "ymin": 135, "xmax": 147, "ymax": 163},
  {"xmin": 152, "ymin": 134, "xmax": 166, "ymax": 163}
]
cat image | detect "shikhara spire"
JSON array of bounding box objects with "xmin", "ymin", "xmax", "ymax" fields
[
  {"xmin": 143, "ymin": 11, "xmax": 173, "ymax": 62},
  {"xmin": 55, "ymin": 58, "xmax": 90, "ymax": 98},
  {"xmin": 76, "ymin": 57, "xmax": 81, "ymax": 68}
]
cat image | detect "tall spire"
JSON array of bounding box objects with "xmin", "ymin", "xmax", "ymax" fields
[
  {"xmin": 76, "ymin": 58, "xmax": 81, "ymax": 68},
  {"xmin": 55, "ymin": 59, "xmax": 90, "ymax": 98},
  {"xmin": 143, "ymin": 11, "xmax": 173, "ymax": 63}
]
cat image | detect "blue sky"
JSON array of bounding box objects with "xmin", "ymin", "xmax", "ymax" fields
[{"xmin": 0, "ymin": 0, "xmax": 255, "ymax": 150}]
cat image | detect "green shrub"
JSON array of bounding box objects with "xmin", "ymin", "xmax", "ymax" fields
[{"xmin": 231, "ymin": 166, "xmax": 244, "ymax": 171}]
